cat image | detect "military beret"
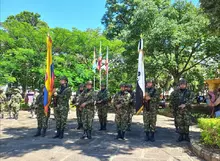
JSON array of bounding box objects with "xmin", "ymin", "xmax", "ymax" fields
[{"xmin": 146, "ymin": 79, "xmax": 153, "ymax": 83}]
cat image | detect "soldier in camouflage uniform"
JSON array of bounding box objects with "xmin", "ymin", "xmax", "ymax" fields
[
  {"xmin": 72, "ymin": 84, "xmax": 84, "ymax": 130},
  {"xmin": 79, "ymin": 81, "xmax": 95, "ymax": 139},
  {"xmin": 125, "ymin": 84, "xmax": 135, "ymax": 131},
  {"xmin": 53, "ymin": 76, "xmax": 72, "ymax": 139},
  {"xmin": 113, "ymin": 84, "xmax": 131, "ymax": 140},
  {"xmin": 34, "ymin": 86, "xmax": 50, "ymax": 137},
  {"xmin": 143, "ymin": 80, "xmax": 160, "ymax": 142},
  {"xmin": 0, "ymin": 89, "xmax": 7, "ymax": 119},
  {"xmin": 170, "ymin": 79, "xmax": 194, "ymax": 142},
  {"xmin": 8, "ymin": 88, "xmax": 22, "ymax": 120},
  {"xmin": 96, "ymin": 83, "xmax": 110, "ymax": 131}
]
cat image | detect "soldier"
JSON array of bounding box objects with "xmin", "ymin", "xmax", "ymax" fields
[
  {"xmin": 8, "ymin": 88, "xmax": 22, "ymax": 120},
  {"xmin": 96, "ymin": 83, "xmax": 110, "ymax": 131},
  {"xmin": 34, "ymin": 85, "xmax": 50, "ymax": 137},
  {"xmin": 143, "ymin": 80, "xmax": 160, "ymax": 142},
  {"xmin": 32, "ymin": 89, "xmax": 40, "ymax": 118},
  {"xmin": 170, "ymin": 79, "xmax": 194, "ymax": 142},
  {"xmin": 79, "ymin": 81, "xmax": 95, "ymax": 139},
  {"xmin": 113, "ymin": 83, "xmax": 131, "ymax": 140},
  {"xmin": 126, "ymin": 84, "xmax": 135, "ymax": 131},
  {"xmin": 72, "ymin": 84, "xmax": 84, "ymax": 130},
  {"xmin": 53, "ymin": 76, "xmax": 72, "ymax": 139},
  {"xmin": 0, "ymin": 89, "xmax": 7, "ymax": 119}
]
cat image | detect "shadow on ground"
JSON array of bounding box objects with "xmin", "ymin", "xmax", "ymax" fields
[{"xmin": 0, "ymin": 113, "xmax": 200, "ymax": 161}]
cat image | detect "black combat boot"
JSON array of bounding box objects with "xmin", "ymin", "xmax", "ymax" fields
[
  {"xmin": 177, "ymin": 133, "xmax": 184, "ymax": 142},
  {"xmin": 87, "ymin": 130, "xmax": 92, "ymax": 139},
  {"xmin": 127, "ymin": 125, "xmax": 131, "ymax": 131},
  {"xmin": 34, "ymin": 128, "xmax": 41, "ymax": 137},
  {"xmin": 53, "ymin": 128, "xmax": 60, "ymax": 138},
  {"xmin": 99, "ymin": 122, "xmax": 103, "ymax": 131},
  {"xmin": 121, "ymin": 131, "xmax": 125, "ymax": 140},
  {"xmin": 80, "ymin": 130, "xmax": 87, "ymax": 139},
  {"xmin": 150, "ymin": 132, "xmax": 155, "ymax": 142},
  {"xmin": 116, "ymin": 131, "xmax": 121, "ymax": 139},
  {"xmin": 41, "ymin": 128, "xmax": 47, "ymax": 137},
  {"xmin": 59, "ymin": 129, "xmax": 64, "ymax": 139},
  {"xmin": 77, "ymin": 124, "xmax": 81, "ymax": 130},
  {"xmin": 103, "ymin": 122, "xmax": 107, "ymax": 131},
  {"xmin": 145, "ymin": 132, "xmax": 150, "ymax": 141},
  {"xmin": 184, "ymin": 133, "xmax": 190, "ymax": 142}
]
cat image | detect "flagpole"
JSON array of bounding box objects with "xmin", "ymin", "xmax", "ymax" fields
[
  {"xmin": 93, "ymin": 47, "xmax": 96, "ymax": 90},
  {"xmin": 99, "ymin": 42, "xmax": 102, "ymax": 90},
  {"xmin": 106, "ymin": 46, "xmax": 109, "ymax": 89}
]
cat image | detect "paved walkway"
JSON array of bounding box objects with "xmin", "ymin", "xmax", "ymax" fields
[{"xmin": 0, "ymin": 110, "xmax": 203, "ymax": 161}]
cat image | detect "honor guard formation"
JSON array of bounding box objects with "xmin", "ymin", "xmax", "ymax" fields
[{"xmin": 2, "ymin": 77, "xmax": 206, "ymax": 143}]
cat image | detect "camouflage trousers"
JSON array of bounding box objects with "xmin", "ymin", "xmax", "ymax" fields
[
  {"xmin": 54, "ymin": 107, "xmax": 69, "ymax": 130},
  {"xmin": 82, "ymin": 107, "xmax": 94, "ymax": 130},
  {"xmin": 97, "ymin": 105, "xmax": 108, "ymax": 124},
  {"xmin": 176, "ymin": 110, "xmax": 191, "ymax": 134},
  {"xmin": 10, "ymin": 105, "xmax": 20, "ymax": 118},
  {"xmin": 36, "ymin": 108, "xmax": 50, "ymax": 129},
  {"xmin": 76, "ymin": 106, "xmax": 82, "ymax": 125},
  {"xmin": 143, "ymin": 107, "xmax": 157, "ymax": 132},
  {"xmin": 115, "ymin": 109, "xmax": 129, "ymax": 132},
  {"xmin": 127, "ymin": 107, "xmax": 134, "ymax": 128},
  {"xmin": 0, "ymin": 104, "xmax": 6, "ymax": 117}
]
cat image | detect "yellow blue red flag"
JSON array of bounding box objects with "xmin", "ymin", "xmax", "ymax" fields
[{"xmin": 44, "ymin": 35, "xmax": 54, "ymax": 115}]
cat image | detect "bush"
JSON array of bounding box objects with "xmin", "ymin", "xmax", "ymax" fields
[{"xmin": 198, "ymin": 118, "xmax": 220, "ymax": 148}]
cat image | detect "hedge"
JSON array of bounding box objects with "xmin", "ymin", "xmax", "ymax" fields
[{"xmin": 198, "ymin": 118, "xmax": 220, "ymax": 148}]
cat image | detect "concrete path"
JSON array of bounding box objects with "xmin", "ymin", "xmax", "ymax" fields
[{"xmin": 0, "ymin": 110, "xmax": 203, "ymax": 161}]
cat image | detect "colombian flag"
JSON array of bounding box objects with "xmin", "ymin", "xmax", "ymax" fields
[{"xmin": 44, "ymin": 35, "xmax": 54, "ymax": 115}]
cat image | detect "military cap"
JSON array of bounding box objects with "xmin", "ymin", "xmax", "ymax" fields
[
  {"xmin": 101, "ymin": 83, "xmax": 106, "ymax": 87},
  {"xmin": 13, "ymin": 88, "xmax": 20, "ymax": 93},
  {"xmin": 86, "ymin": 81, "xmax": 93, "ymax": 85},
  {"xmin": 79, "ymin": 84, "xmax": 84, "ymax": 88},
  {"xmin": 127, "ymin": 84, "xmax": 133, "ymax": 88},
  {"xmin": 34, "ymin": 89, "xmax": 39, "ymax": 91},
  {"xmin": 146, "ymin": 79, "xmax": 153, "ymax": 83},
  {"xmin": 179, "ymin": 79, "xmax": 187, "ymax": 85},
  {"xmin": 120, "ymin": 83, "xmax": 125, "ymax": 87},
  {"xmin": 60, "ymin": 76, "xmax": 68, "ymax": 82}
]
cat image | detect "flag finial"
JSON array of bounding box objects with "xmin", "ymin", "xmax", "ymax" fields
[{"xmin": 140, "ymin": 34, "xmax": 143, "ymax": 39}]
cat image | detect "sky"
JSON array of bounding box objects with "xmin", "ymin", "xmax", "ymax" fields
[{"xmin": 0, "ymin": 0, "xmax": 199, "ymax": 31}]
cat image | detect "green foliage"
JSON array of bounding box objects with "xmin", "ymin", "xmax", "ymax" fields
[{"xmin": 198, "ymin": 118, "xmax": 220, "ymax": 148}]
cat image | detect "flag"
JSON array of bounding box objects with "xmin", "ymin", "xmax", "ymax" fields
[
  {"xmin": 135, "ymin": 38, "xmax": 145, "ymax": 114},
  {"xmin": 44, "ymin": 35, "xmax": 54, "ymax": 116},
  {"xmin": 97, "ymin": 42, "xmax": 102, "ymax": 71},
  {"xmin": 105, "ymin": 47, "xmax": 109, "ymax": 74},
  {"xmin": 92, "ymin": 47, "xmax": 97, "ymax": 73}
]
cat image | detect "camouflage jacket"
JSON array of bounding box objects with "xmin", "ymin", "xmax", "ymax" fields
[
  {"xmin": 170, "ymin": 89, "xmax": 194, "ymax": 110},
  {"xmin": 96, "ymin": 89, "xmax": 110, "ymax": 106},
  {"xmin": 56, "ymin": 87, "xmax": 72, "ymax": 108},
  {"xmin": 35, "ymin": 92, "xmax": 44, "ymax": 108},
  {"xmin": 0, "ymin": 93, "xmax": 7, "ymax": 105},
  {"xmin": 113, "ymin": 91, "xmax": 131, "ymax": 112},
  {"xmin": 144, "ymin": 87, "xmax": 160, "ymax": 110},
  {"xmin": 72, "ymin": 90, "xmax": 83, "ymax": 106},
  {"xmin": 9, "ymin": 93, "xmax": 22, "ymax": 107},
  {"xmin": 79, "ymin": 89, "xmax": 95, "ymax": 110}
]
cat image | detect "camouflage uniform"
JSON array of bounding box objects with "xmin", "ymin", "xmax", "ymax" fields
[
  {"xmin": 170, "ymin": 79, "xmax": 194, "ymax": 142},
  {"xmin": 143, "ymin": 85, "xmax": 160, "ymax": 141},
  {"xmin": 72, "ymin": 84, "xmax": 84, "ymax": 129},
  {"xmin": 34, "ymin": 91, "xmax": 50, "ymax": 137},
  {"xmin": 113, "ymin": 84, "xmax": 131, "ymax": 139},
  {"xmin": 96, "ymin": 84, "xmax": 110, "ymax": 130},
  {"xmin": 0, "ymin": 90, "xmax": 7, "ymax": 118},
  {"xmin": 8, "ymin": 89, "xmax": 22, "ymax": 119},
  {"xmin": 53, "ymin": 76, "xmax": 72, "ymax": 139},
  {"xmin": 79, "ymin": 82, "xmax": 95, "ymax": 139},
  {"xmin": 126, "ymin": 84, "xmax": 135, "ymax": 131}
]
